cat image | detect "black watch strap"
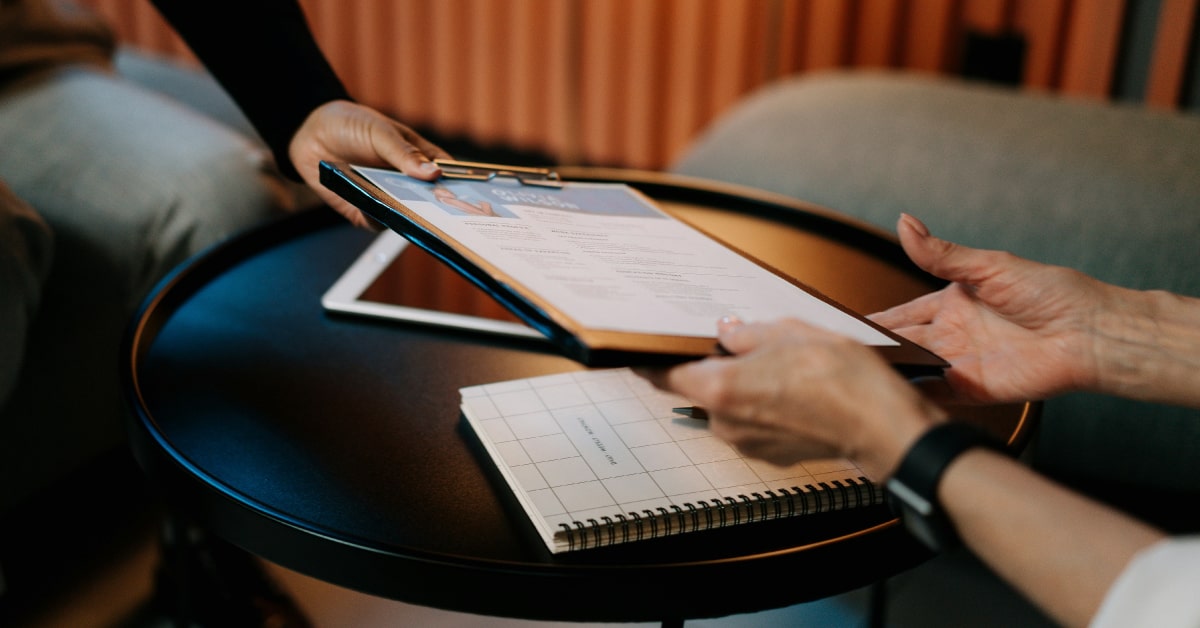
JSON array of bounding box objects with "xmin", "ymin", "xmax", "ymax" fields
[{"xmin": 886, "ymin": 422, "xmax": 1002, "ymax": 552}]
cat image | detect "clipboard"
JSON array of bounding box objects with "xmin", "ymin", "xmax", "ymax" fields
[{"xmin": 318, "ymin": 160, "xmax": 948, "ymax": 375}]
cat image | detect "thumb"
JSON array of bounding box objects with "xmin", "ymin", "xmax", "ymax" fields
[
  {"xmin": 715, "ymin": 317, "xmax": 762, "ymax": 355},
  {"xmin": 372, "ymin": 123, "xmax": 447, "ymax": 181},
  {"xmin": 716, "ymin": 317, "xmax": 826, "ymax": 355},
  {"xmin": 897, "ymin": 213, "xmax": 996, "ymax": 288}
]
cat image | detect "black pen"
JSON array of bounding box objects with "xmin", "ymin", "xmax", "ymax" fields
[{"xmin": 672, "ymin": 406, "xmax": 709, "ymax": 420}]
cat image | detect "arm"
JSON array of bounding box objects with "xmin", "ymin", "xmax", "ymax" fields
[
  {"xmin": 1090, "ymin": 288, "xmax": 1200, "ymax": 407},
  {"xmin": 642, "ymin": 318, "xmax": 1167, "ymax": 627},
  {"xmin": 940, "ymin": 449, "xmax": 1163, "ymax": 627},
  {"xmin": 638, "ymin": 215, "xmax": 1200, "ymax": 625},
  {"xmin": 151, "ymin": 0, "xmax": 349, "ymax": 180},
  {"xmin": 152, "ymin": 0, "xmax": 451, "ymax": 228}
]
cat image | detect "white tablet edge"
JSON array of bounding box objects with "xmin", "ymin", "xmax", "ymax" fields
[{"xmin": 321, "ymin": 230, "xmax": 547, "ymax": 341}]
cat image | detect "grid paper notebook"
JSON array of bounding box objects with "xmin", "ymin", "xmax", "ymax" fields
[{"xmin": 459, "ymin": 367, "xmax": 883, "ymax": 553}]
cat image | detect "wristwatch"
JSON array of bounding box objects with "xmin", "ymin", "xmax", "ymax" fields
[{"xmin": 886, "ymin": 422, "xmax": 1002, "ymax": 552}]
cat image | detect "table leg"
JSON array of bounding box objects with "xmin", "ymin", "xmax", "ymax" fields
[
  {"xmin": 151, "ymin": 511, "xmax": 312, "ymax": 627},
  {"xmin": 868, "ymin": 578, "xmax": 888, "ymax": 628}
]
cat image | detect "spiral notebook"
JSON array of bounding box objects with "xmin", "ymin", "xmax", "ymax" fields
[{"xmin": 459, "ymin": 367, "xmax": 883, "ymax": 553}]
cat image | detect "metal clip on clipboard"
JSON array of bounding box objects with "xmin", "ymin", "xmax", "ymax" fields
[{"xmin": 434, "ymin": 159, "xmax": 563, "ymax": 188}]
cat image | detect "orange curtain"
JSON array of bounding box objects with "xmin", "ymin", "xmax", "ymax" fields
[{"xmin": 83, "ymin": 0, "xmax": 1192, "ymax": 170}]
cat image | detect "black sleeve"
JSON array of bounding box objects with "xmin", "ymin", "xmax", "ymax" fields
[{"xmin": 151, "ymin": 0, "xmax": 352, "ymax": 180}]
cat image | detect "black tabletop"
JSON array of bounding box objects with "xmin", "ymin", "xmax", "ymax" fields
[{"xmin": 123, "ymin": 168, "xmax": 1037, "ymax": 623}]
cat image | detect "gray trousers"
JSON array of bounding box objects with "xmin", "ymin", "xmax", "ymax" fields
[{"xmin": 0, "ymin": 50, "xmax": 303, "ymax": 510}]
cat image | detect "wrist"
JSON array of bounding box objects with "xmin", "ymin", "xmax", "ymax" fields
[
  {"xmin": 1091, "ymin": 289, "xmax": 1200, "ymax": 405},
  {"xmin": 886, "ymin": 421, "xmax": 1004, "ymax": 551},
  {"xmin": 862, "ymin": 396, "xmax": 948, "ymax": 482}
]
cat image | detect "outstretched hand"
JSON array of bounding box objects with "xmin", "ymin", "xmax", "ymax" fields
[
  {"xmin": 637, "ymin": 214, "xmax": 1134, "ymax": 477},
  {"xmin": 289, "ymin": 100, "xmax": 452, "ymax": 229},
  {"xmin": 871, "ymin": 214, "xmax": 1117, "ymax": 404}
]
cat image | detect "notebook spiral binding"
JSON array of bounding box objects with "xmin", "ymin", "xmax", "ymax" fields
[{"xmin": 556, "ymin": 477, "xmax": 883, "ymax": 551}]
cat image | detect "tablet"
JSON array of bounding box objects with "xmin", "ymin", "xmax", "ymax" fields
[{"xmin": 322, "ymin": 230, "xmax": 547, "ymax": 341}]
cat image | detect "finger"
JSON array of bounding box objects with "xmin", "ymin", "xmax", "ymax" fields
[
  {"xmin": 394, "ymin": 145, "xmax": 442, "ymax": 181},
  {"xmin": 716, "ymin": 314, "xmax": 743, "ymax": 336},
  {"xmin": 630, "ymin": 365, "xmax": 668, "ymax": 390},
  {"xmin": 717, "ymin": 318, "xmax": 828, "ymax": 355},
  {"xmin": 660, "ymin": 356, "xmax": 731, "ymax": 404},
  {"xmin": 868, "ymin": 289, "xmax": 946, "ymax": 329},
  {"xmin": 707, "ymin": 406, "xmax": 842, "ymax": 466},
  {"xmin": 369, "ymin": 125, "xmax": 442, "ymax": 181},
  {"xmin": 393, "ymin": 127, "xmax": 452, "ymax": 181},
  {"xmin": 716, "ymin": 429, "xmax": 810, "ymax": 467},
  {"xmin": 716, "ymin": 321, "xmax": 770, "ymax": 355},
  {"xmin": 897, "ymin": 213, "xmax": 961, "ymax": 280},
  {"xmin": 900, "ymin": 215, "xmax": 1048, "ymax": 304},
  {"xmin": 897, "ymin": 213, "xmax": 1001, "ymax": 287},
  {"xmin": 400, "ymin": 127, "xmax": 453, "ymax": 161},
  {"xmin": 885, "ymin": 324, "xmax": 936, "ymax": 349},
  {"xmin": 633, "ymin": 359, "xmax": 722, "ymax": 400}
]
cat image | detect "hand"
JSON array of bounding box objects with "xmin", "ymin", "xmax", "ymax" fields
[
  {"xmin": 289, "ymin": 100, "xmax": 452, "ymax": 229},
  {"xmin": 870, "ymin": 214, "xmax": 1125, "ymax": 404},
  {"xmin": 639, "ymin": 317, "xmax": 945, "ymax": 479}
]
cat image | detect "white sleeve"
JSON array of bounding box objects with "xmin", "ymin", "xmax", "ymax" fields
[{"xmin": 1090, "ymin": 535, "xmax": 1200, "ymax": 628}]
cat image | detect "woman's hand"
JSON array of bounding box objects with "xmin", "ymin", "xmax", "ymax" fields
[
  {"xmin": 289, "ymin": 100, "xmax": 451, "ymax": 228},
  {"xmin": 871, "ymin": 214, "xmax": 1130, "ymax": 404},
  {"xmin": 639, "ymin": 317, "xmax": 945, "ymax": 480}
]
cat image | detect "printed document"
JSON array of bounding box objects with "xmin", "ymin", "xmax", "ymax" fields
[{"xmin": 354, "ymin": 166, "xmax": 897, "ymax": 346}]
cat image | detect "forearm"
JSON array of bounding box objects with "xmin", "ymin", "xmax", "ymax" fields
[
  {"xmin": 940, "ymin": 449, "xmax": 1165, "ymax": 627},
  {"xmin": 1092, "ymin": 288, "xmax": 1200, "ymax": 407},
  {"xmin": 151, "ymin": 0, "xmax": 351, "ymax": 179}
]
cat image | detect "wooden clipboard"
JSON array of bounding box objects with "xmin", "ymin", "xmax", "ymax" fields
[{"xmin": 319, "ymin": 160, "xmax": 948, "ymax": 375}]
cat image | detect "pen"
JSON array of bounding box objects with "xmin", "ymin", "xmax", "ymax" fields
[{"xmin": 672, "ymin": 406, "xmax": 709, "ymax": 420}]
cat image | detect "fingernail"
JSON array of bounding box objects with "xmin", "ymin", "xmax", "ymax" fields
[
  {"xmin": 900, "ymin": 213, "xmax": 930, "ymax": 237},
  {"xmin": 418, "ymin": 160, "xmax": 439, "ymax": 174}
]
